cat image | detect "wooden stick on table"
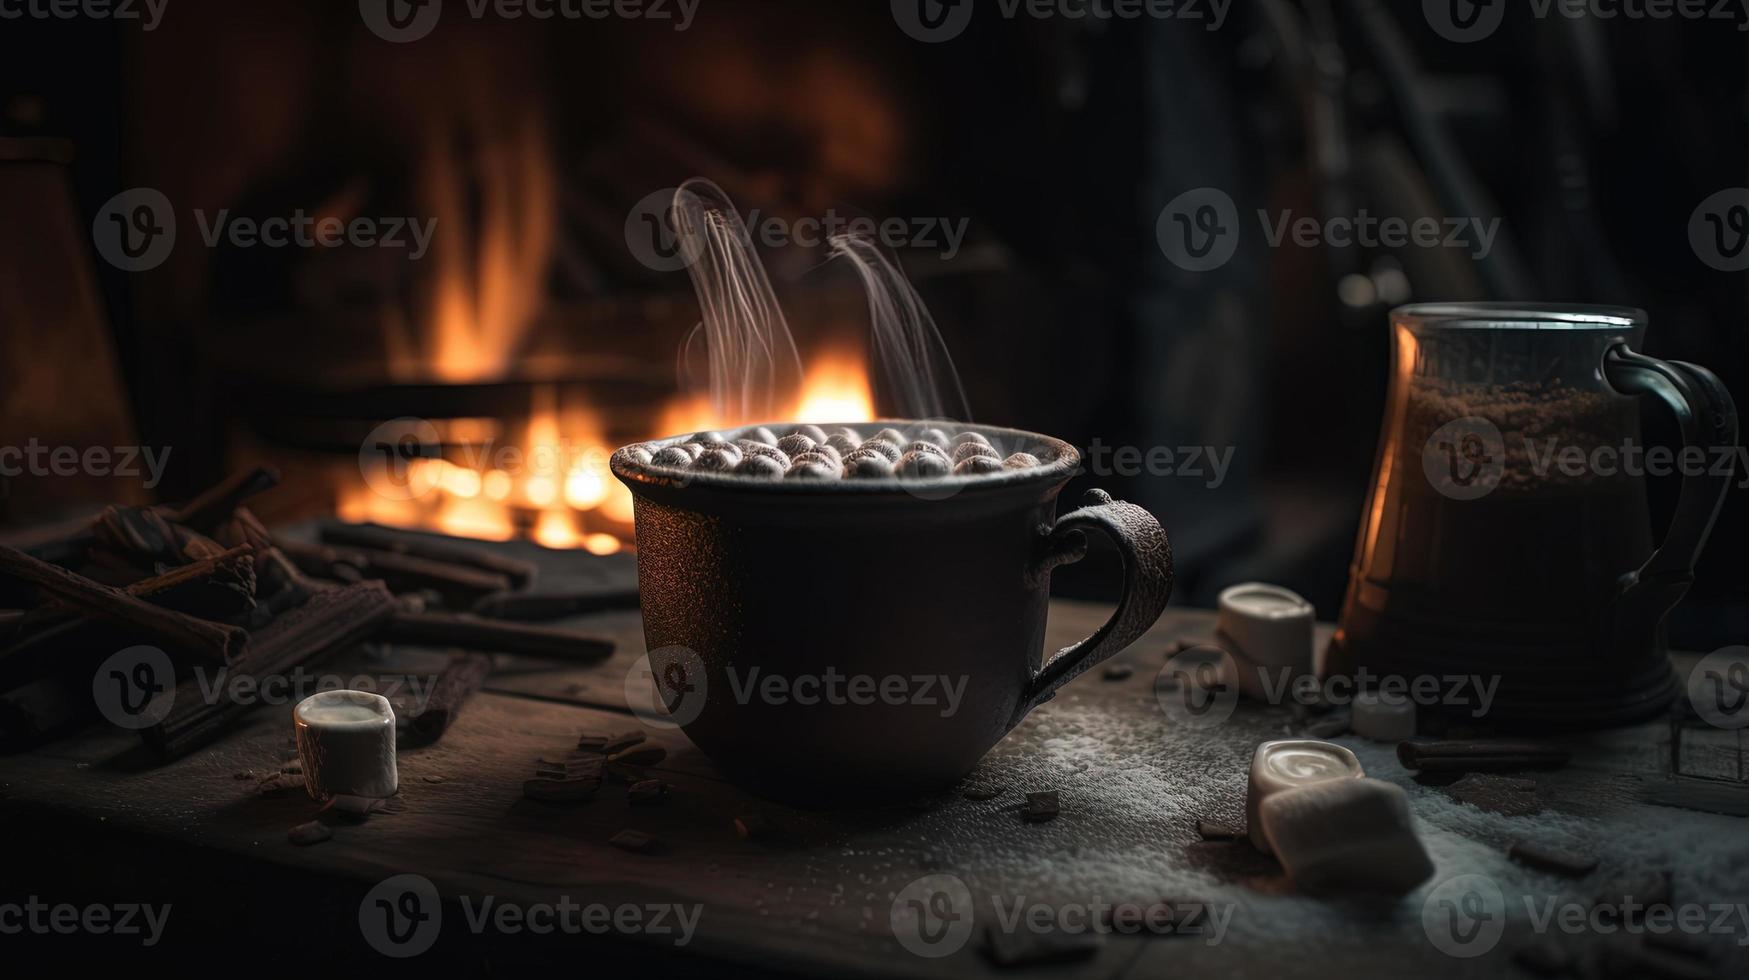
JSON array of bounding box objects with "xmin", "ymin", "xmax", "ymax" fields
[
  {"xmin": 0, "ymin": 545, "xmax": 247, "ymax": 665},
  {"xmin": 380, "ymin": 611, "xmax": 615, "ymax": 663}
]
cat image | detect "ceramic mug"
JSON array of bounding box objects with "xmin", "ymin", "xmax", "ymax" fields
[{"xmin": 611, "ymin": 421, "xmax": 1174, "ymax": 803}]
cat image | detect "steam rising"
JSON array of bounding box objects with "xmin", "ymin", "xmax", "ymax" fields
[
  {"xmin": 671, "ymin": 178, "xmax": 805, "ymax": 421},
  {"xmin": 668, "ymin": 179, "xmax": 969, "ymax": 423},
  {"xmin": 828, "ymin": 234, "xmax": 971, "ymax": 422}
]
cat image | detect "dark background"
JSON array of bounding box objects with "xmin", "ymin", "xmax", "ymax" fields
[{"xmin": 1, "ymin": 0, "xmax": 1744, "ymax": 645}]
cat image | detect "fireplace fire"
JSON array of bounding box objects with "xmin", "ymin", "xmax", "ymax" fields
[{"xmin": 334, "ymin": 356, "xmax": 875, "ymax": 553}]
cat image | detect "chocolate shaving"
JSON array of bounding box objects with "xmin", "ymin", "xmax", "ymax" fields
[
  {"xmin": 287, "ymin": 821, "xmax": 333, "ymax": 846},
  {"xmin": 610, "ymin": 829, "xmax": 656, "ymax": 852},
  {"xmin": 1022, "ymin": 791, "xmax": 1060, "ymax": 823},
  {"xmin": 1196, "ymin": 819, "xmax": 1240, "ymax": 841},
  {"xmin": 609, "ymin": 744, "xmax": 666, "ymax": 767},
  {"xmin": 1509, "ymin": 841, "xmax": 1599, "ymax": 877},
  {"xmin": 628, "ymin": 779, "xmax": 669, "ymax": 804},
  {"xmin": 601, "ymin": 732, "xmax": 646, "ymax": 755}
]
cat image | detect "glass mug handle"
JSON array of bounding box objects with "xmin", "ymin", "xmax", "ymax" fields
[{"xmin": 1602, "ymin": 345, "xmax": 1740, "ymax": 655}]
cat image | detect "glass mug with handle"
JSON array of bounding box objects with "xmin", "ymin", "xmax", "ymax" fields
[{"xmin": 1328, "ymin": 304, "xmax": 1738, "ymax": 729}]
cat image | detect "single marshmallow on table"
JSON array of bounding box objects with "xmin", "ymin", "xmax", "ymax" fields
[
  {"xmin": 1215, "ymin": 583, "xmax": 1314, "ymax": 700},
  {"xmin": 1247, "ymin": 739, "xmax": 1363, "ymax": 852},
  {"xmin": 1352, "ymin": 689, "xmax": 1418, "ymax": 741},
  {"xmin": 1258, "ymin": 777, "xmax": 1434, "ymax": 895},
  {"xmin": 294, "ymin": 690, "xmax": 398, "ymax": 802}
]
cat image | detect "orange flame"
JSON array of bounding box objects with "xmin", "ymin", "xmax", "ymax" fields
[{"xmin": 348, "ymin": 107, "xmax": 876, "ymax": 548}]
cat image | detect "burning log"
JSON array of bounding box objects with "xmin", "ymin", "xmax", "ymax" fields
[
  {"xmin": 406, "ymin": 651, "xmax": 494, "ymax": 744},
  {"xmin": 280, "ymin": 539, "xmax": 513, "ymax": 606},
  {"xmin": 139, "ymin": 580, "xmax": 397, "ymax": 759},
  {"xmin": 0, "ymin": 545, "xmax": 248, "ymax": 665},
  {"xmin": 320, "ymin": 522, "xmax": 537, "ymax": 590},
  {"xmin": 380, "ymin": 611, "xmax": 614, "ymax": 663}
]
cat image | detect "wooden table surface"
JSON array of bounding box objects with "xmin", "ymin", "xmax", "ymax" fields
[{"xmin": 2, "ymin": 566, "xmax": 1746, "ymax": 977}]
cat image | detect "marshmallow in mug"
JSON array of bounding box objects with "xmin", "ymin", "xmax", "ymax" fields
[
  {"xmin": 294, "ymin": 690, "xmax": 398, "ymax": 802},
  {"xmin": 1215, "ymin": 582, "xmax": 1315, "ymax": 700},
  {"xmin": 1246, "ymin": 739, "xmax": 1363, "ymax": 852}
]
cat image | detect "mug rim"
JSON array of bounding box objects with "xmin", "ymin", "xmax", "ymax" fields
[
  {"xmin": 1393, "ymin": 302, "xmax": 1647, "ymax": 330},
  {"xmin": 610, "ymin": 419, "xmax": 1080, "ymax": 497}
]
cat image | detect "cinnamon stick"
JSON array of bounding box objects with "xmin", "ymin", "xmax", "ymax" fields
[
  {"xmin": 93, "ymin": 505, "xmax": 227, "ymax": 564},
  {"xmin": 471, "ymin": 588, "xmax": 639, "ymax": 621},
  {"xmin": 321, "ymin": 522, "xmax": 537, "ymax": 590},
  {"xmin": 0, "ymin": 546, "xmax": 258, "ymax": 689},
  {"xmin": 407, "ymin": 651, "xmax": 493, "ymax": 744},
  {"xmin": 139, "ymin": 580, "xmax": 397, "ymax": 759},
  {"xmin": 170, "ymin": 465, "xmax": 280, "ymax": 534},
  {"xmin": 380, "ymin": 611, "xmax": 614, "ymax": 663},
  {"xmin": 1398, "ymin": 740, "xmax": 1572, "ymax": 773},
  {"xmin": 281, "ymin": 539, "xmax": 512, "ymax": 605},
  {"xmin": 0, "ymin": 545, "xmax": 246, "ymax": 664}
]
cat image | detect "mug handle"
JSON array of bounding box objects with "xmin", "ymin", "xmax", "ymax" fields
[
  {"xmin": 1014, "ymin": 489, "xmax": 1175, "ymax": 725},
  {"xmin": 1602, "ymin": 345, "xmax": 1740, "ymax": 656}
]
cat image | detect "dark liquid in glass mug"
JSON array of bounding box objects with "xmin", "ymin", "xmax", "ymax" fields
[{"xmin": 1329, "ymin": 305, "xmax": 1738, "ymax": 729}]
